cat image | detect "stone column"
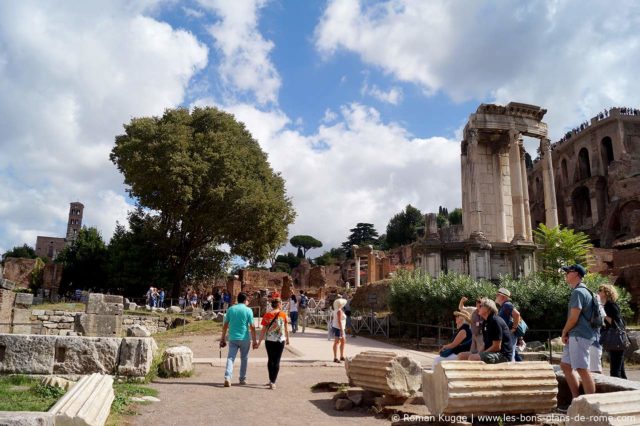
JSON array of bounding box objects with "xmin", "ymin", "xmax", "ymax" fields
[
  {"xmin": 352, "ymin": 245, "xmax": 360, "ymax": 288},
  {"xmin": 423, "ymin": 361, "xmax": 557, "ymax": 416},
  {"xmin": 566, "ymin": 390, "xmax": 640, "ymax": 426},
  {"xmin": 540, "ymin": 138, "xmax": 559, "ymax": 228},
  {"xmin": 519, "ymin": 146, "xmax": 533, "ymax": 241},
  {"xmin": 494, "ymin": 152, "xmax": 508, "ymax": 242},
  {"xmin": 509, "ymin": 132, "xmax": 525, "ymax": 241},
  {"xmin": 345, "ymin": 351, "xmax": 422, "ymax": 397},
  {"xmin": 466, "ymin": 129, "xmax": 483, "ymax": 235}
]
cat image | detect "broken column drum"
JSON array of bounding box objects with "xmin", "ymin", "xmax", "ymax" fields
[
  {"xmin": 566, "ymin": 390, "xmax": 640, "ymax": 426},
  {"xmin": 345, "ymin": 351, "xmax": 422, "ymax": 397},
  {"xmin": 422, "ymin": 361, "xmax": 557, "ymax": 416}
]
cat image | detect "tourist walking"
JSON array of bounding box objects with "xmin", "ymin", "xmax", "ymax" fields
[
  {"xmin": 458, "ymin": 298, "xmax": 512, "ymax": 364},
  {"xmin": 158, "ymin": 288, "xmax": 165, "ymax": 309},
  {"xmin": 560, "ymin": 264, "xmax": 596, "ymax": 400},
  {"xmin": 220, "ymin": 292, "xmax": 258, "ymax": 387},
  {"xmin": 298, "ymin": 290, "xmax": 309, "ymax": 333},
  {"xmin": 288, "ymin": 294, "xmax": 299, "ymax": 333},
  {"xmin": 458, "ymin": 296, "xmax": 484, "ymax": 353},
  {"xmin": 256, "ymin": 298, "xmax": 289, "ymax": 389},
  {"xmin": 598, "ymin": 284, "xmax": 627, "ymax": 378},
  {"xmin": 432, "ymin": 310, "xmax": 473, "ymax": 366},
  {"xmin": 331, "ymin": 297, "xmax": 347, "ymax": 363},
  {"xmin": 495, "ymin": 288, "xmax": 521, "ymax": 361}
]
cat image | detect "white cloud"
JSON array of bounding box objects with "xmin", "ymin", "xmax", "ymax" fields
[
  {"xmin": 183, "ymin": 6, "xmax": 205, "ymax": 19},
  {"xmin": 362, "ymin": 82, "xmax": 403, "ymax": 105},
  {"xmin": 220, "ymin": 102, "xmax": 461, "ymax": 250},
  {"xmin": 315, "ymin": 0, "xmax": 640, "ymax": 140},
  {"xmin": 0, "ymin": 1, "xmax": 208, "ymax": 251},
  {"xmin": 197, "ymin": 0, "xmax": 281, "ymax": 104}
]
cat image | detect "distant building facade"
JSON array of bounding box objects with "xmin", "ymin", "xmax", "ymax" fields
[
  {"xmin": 35, "ymin": 202, "xmax": 84, "ymax": 260},
  {"xmin": 527, "ymin": 107, "xmax": 640, "ymax": 248}
]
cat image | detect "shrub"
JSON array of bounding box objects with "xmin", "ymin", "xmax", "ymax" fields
[
  {"xmin": 389, "ymin": 270, "xmax": 495, "ymax": 325},
  {"xmin": 389, "ymin": 270, "xmax": 631, "ymax": 334}
]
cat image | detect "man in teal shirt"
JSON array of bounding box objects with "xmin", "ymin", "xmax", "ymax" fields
[{"xmin": 220, "ymin": 292, "xmax": 257, "ymax": 387}]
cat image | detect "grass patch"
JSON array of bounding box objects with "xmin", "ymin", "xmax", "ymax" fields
[
  {"xmin": 33, "ymin": 302, "xmax": 86, "ymax": 312},
  {"xmin": 0, "ymin": 375, "xmax": 66, "ymax": 411},
  {"xmin": 106, "ymin": 382, "xmax": 158, "ymax": 426},
  {"xmin": 152, "ymin": 319, "xmax": 223, "ymax": 346}
]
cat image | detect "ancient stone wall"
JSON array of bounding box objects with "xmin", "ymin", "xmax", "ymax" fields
[
  {"xmin": 27, "ymin": 310, "xmax": 174, "ymax": 336},
  {"xmin": 0, "ymin": 334, "xmax": 156, "ymax": 377},
  {"xmin": 350, "ymin": 280, "xmax": 391, "ymax": 311},
  {"xmin": 1, "ymin": 258, "xmax": 37, "ymax": 288},
  {"xmin": 0, "ymin": 289, "xmax": 15, "ymax": 333},
  {"xmin": 240, "ymin": 270, "xmax": 288, "ymax": 291},
  {"xmin": 528, "ymin": 107, "xmax": 640, "ymax": 248}
]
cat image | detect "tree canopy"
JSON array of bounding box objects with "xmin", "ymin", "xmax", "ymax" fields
[
  {"xmin": 110, "ymin": 107, "xmax": 295, "ymax": 295},
  {"xmin": 533, "ymin": 224, "xmax": 593, "ymax": 278},
  {"xmin": 289, "ymin": 235, "xmax": 322, "ymax": 258},
  {"xmin": 341, "ymin": 223, "xmax": 379, "ymax": 255},
  {"xmin": 385, "ymin": 204, "xmax": 423, "ymax": 248},
  {"xmin": 1, "ymin": 244, "xmax": 37, "ymax": 263},
  {"xmin": 56, "ymin": 227, "xmax": 108, "ymax": 294}
]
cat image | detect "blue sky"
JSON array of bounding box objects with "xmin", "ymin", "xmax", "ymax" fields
[{"xmin": 1, "ymin": 0, "xmax": 639, "ymax": 258}]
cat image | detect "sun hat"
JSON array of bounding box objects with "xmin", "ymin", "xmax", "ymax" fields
[
  {"xmin": 453, "ymin": 310, "xmax": 471, "ymax": 323},
  {"xmin": 497, "ymin": 288, "xmax": 511, "ymax": 299},
  {"xmin": 333, "ymin": 298, "xmax": 347, "ymax": 310}
]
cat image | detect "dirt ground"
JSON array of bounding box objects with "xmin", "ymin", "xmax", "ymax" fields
[{"xmin": 130, "ymin": 364, "xmax": 388, "ymax": 426}]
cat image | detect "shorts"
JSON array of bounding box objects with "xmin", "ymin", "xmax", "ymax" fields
[
  {"xmin": 332, "ymin": 327, "xmax": 342, "ymax": 338},
  {"xmin": 561, "ymin": 335, "xmax": 593, "ymax": 370},
  {"xmin": 479, "ymin": 351, "xmax": 510, "ymax": 364},
  {"xmin": 589, "ymin": 341, "xmax": 603, "ymax": 373}
]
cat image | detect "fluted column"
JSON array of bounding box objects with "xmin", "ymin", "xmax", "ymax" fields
[
  {"xmin": 540, "ymin": 138, "xmax": 559, "ymax": 228},
  {"xmin": 519, "ymin": 145, "xmax": 533, "ymax": 241},
  {"xmin": 466, "ymin": 129, "xmax": 483, "ymax": 235},
  {"xmin": 509, "ymin": 132, "xmax": 525, "ymax": 241}
]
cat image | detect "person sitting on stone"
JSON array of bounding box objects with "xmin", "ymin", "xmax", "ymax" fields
[
  {"xmin": 432, "ymin": 310, "xmax": 473, "ymax": 366},
  {"xmin": 457, "ymin": 298, "xmax": 513, "ymax": 364},
  {"xmin": 458, "ymin": 296, "xmax": 484, "ymax": 353}
]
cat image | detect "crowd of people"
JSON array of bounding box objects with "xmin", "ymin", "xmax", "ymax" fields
[{"xmin": 214, "ymin": 264, "xmax": 627, "ymax": 400}]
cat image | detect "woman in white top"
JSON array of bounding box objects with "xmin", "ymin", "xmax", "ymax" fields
[
  {"xmin": 288, "ymin": 294, "xmax": 299, "ymax": 333},
  {"xmin": 331, "ymin": 298, "xmax": 347, "ymax": 363}
]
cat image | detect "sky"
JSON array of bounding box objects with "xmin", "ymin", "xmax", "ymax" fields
[{"xmin": 1, "ymin": 0, "xmax": 639, "ymax": 258}]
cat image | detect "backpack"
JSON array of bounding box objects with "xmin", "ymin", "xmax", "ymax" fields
[
  {"xmin": 580, "ymin": 286, "xmax": 605, "ymax": 329},
  {"xmin": 299, "ymin": 295, "xmax": 308, "ymax": 309}
]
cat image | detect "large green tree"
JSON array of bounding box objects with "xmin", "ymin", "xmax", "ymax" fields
[
  {"xmin": 289, "ymin": 235, "xmax": 322, "ymax": 258},
  {"xmin": 56, "ymin": 227, "xmax": 108, "ymax": 293},
  {"xmin": 341, "ymin": 223, "xmax": 380, "ymax": 255},
  {"xmin": 110, "ymin": 107, "xmax": 295, "ymax": 295},
  {"xmin": 385, "ymin": 204, "xmax": 423, "ymax": 248}
]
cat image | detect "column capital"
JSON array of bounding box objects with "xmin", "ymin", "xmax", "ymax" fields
[{"xmin": 508, "ymin": 128, "xmax": 521, "ymax": 143}]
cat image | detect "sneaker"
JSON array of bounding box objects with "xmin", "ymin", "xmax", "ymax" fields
[
  {"xmin": 269, "ymin": 382, "xmax": 276, "ymax": 390},
  {"xmin": 224, "ymin": 379, "xmax": 231, "ymax": 387},
  {"xmin": 334, "ymin": 358, "xmax": 340, "ymax": 363},
  {"xmin": 239, "ymin": 379, "xmax": 247, "ymax": 385},
  {"xmin": 340, "ymin": 357, "xmax": 345, "ymax": 361}
]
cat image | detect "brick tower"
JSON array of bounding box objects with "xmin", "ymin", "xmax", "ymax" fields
[{"xmin": 65, "ymin": 202, "xmax": 84, "ymax": 243}]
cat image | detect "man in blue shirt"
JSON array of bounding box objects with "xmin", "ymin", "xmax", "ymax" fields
[
  {"xmin": 560, "ymin": 264, "xmax": 596, "ymax": 400},
  {"xmin": 220, "ymin": 292, "xmax": 257, "ymax": 387}
]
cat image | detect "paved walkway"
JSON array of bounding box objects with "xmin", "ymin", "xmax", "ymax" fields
[{"xmin": 194, "ymin": 326, "xmax": 437, "ymax": 368}]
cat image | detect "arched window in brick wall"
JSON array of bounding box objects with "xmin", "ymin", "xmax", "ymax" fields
[
  {"xmin": 572, "ymin": 186, "xmax": 592, "ymax": 228},
  {"xmin": 601, "ymin": 137, "xmax": 614, "ymax": 173},
  {"xmin": 577, "ymin": 148, "xmax": 591, "ymax": 181}
]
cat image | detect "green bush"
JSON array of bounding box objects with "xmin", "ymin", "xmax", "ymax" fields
[
  {"xmin": 389, "ymin": 270, "xmax": 495, "ymax": 325},
  {"xmin": 390, "ymin": 270, "xmax": 632, "ymax": 333}
]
